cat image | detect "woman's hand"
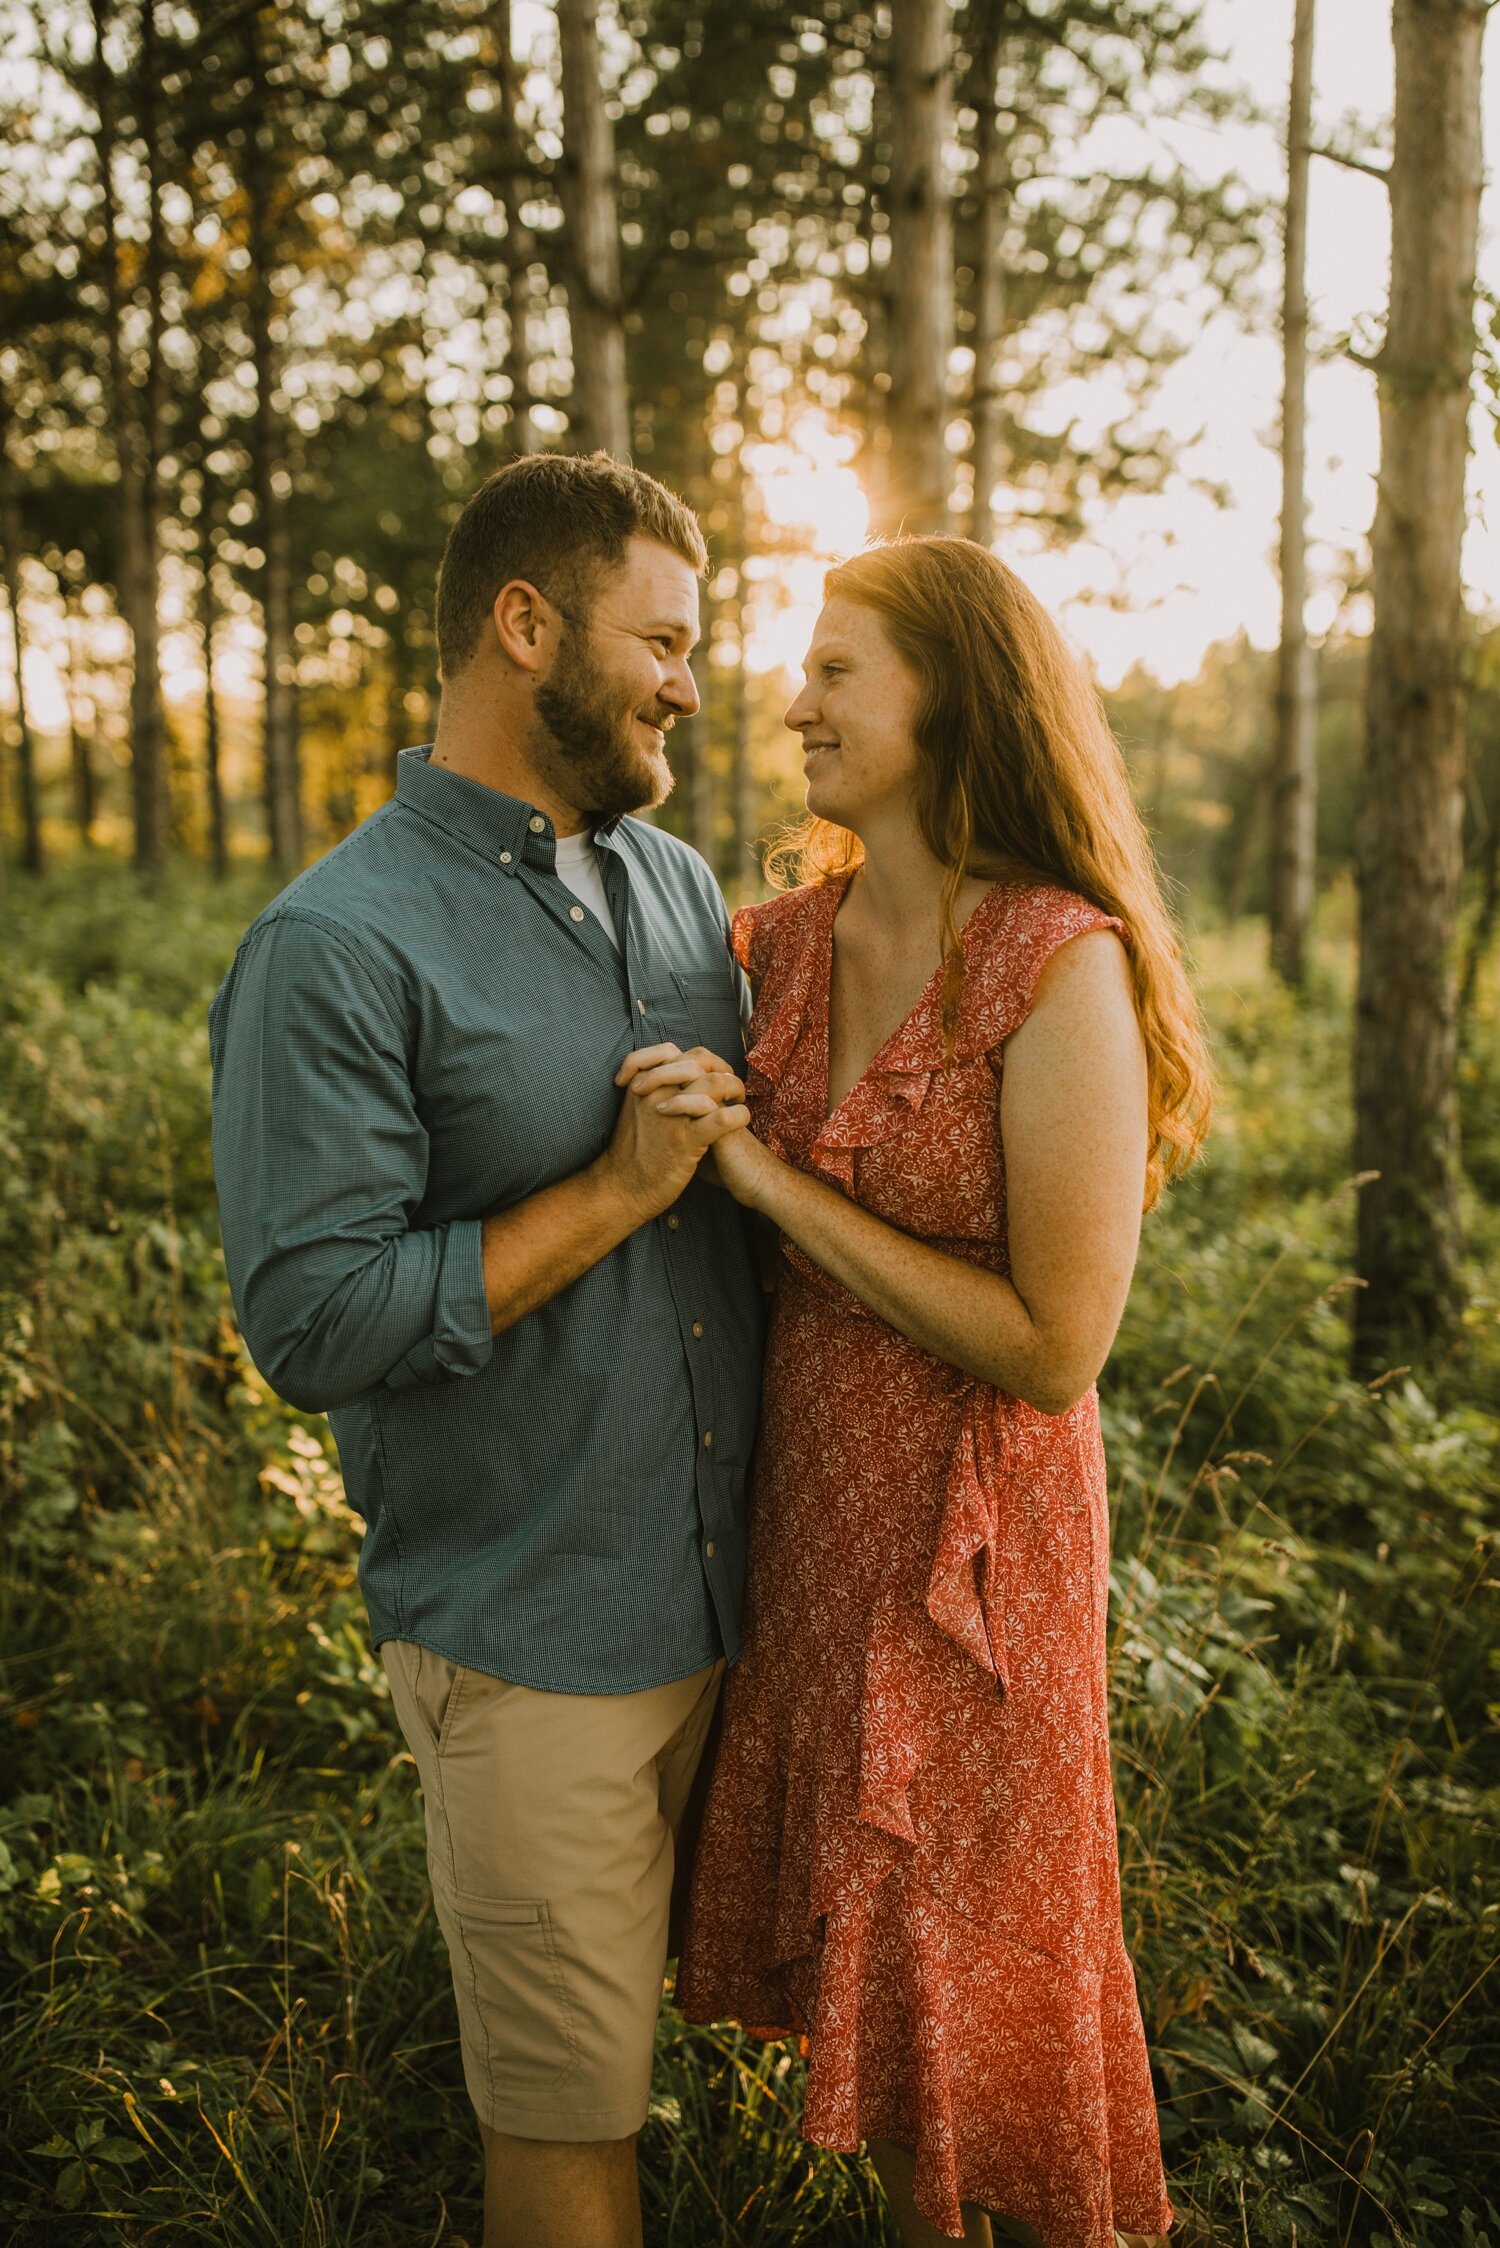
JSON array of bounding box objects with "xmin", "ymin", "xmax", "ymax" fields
[
  {"xmin": 702, "ymin": 1114, "xmax": 780, "ymax": 1207},
  {"xmin": 615, "ymin": 1043, "xmax": 781, "ymax": 1209}
]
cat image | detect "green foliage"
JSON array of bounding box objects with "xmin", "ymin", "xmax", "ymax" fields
[{"xmin": 1, "ymin": 869, "xmax": 1497, "ymax": 2245}]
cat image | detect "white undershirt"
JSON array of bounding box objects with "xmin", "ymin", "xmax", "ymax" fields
[{"xmin": 553, "ymin": 829, "xmax": 621, "ymax": 951}]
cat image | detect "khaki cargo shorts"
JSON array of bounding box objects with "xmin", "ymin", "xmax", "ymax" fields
[{"xmin": 382, "ymin": 1640, "xmax": 724, "ymax": 2141}]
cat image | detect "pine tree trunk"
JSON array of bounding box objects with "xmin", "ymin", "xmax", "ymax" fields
[
  {"xmin": 64, "ymin": 595, "xmax": 97, "ymax": 846},
  {"xmin": 196, "ymin": 475, "xmax": 227, "ymax": 880},
  {"xmin": 556, "ymin": 0, "xmax": 629, "ymax": 459},
  {"xmin": 0, "ymin": 409, "xmax": 43, "ymax": 875},
  {"xmin": 968, "ymin": 3, "xmax": 1009, "ymax": 549},
  {"xmin": 133, "ymin": 0, "xmax": 167, "ymax": 872},
  {"xmin": 730, "ymin": 618, "xmax": 756, "ymax": 904},
  {"xmin": 490, "ymin": 2, "xmax": 537, "ymax": 455},
  {"xmin": 690, "ymin": 718, "xmax": 716, "ymax": 865},
  {"xmin": 243, "ymin": 14, "xmax": 302, "ymax": 868},
  {"xmin": 883, "ymin": 0, "xmax": 953, "ymax": 536},
  {"xmin": 92, "ymin": 0, "xmax": 167, "ymax": 874},
  {"xmin": 1269, "ymin": 0, "xmax": 1318, "ymax": 988},
  {"xmin": 1353, "ymin": 0, "xmax": 1486, "ymax": 1371},
  {"xmin": 1458, "ymin": 805, "xmax": 1499, "ymax": 1030}
]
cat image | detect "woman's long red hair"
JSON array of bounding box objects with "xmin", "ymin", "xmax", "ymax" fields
[{"xmin": 766, "ymin": 536, "xmax": 1212, "ymax": 1208}]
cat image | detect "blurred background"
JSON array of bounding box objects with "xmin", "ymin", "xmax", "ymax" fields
[
  {"xmin": 1, "ymin": 0, "xmax": 1495, "ymax": 915},
  {"xmin": 2, "ymin": 5, "xmax": 1499, "ymax": 2245}
]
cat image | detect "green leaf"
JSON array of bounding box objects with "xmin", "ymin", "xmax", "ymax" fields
[
  {"xmin": 29, "ymin": 2136, "xmax": 74, "ymax": 2160},
  {"xmin": 246, "ymin": 1857, "xmax": 275, "ymax": 1933},
  {"xmin": 91, "ymin": 2137, "xmax": 144, "ymax": 2165},
  {"xmin": 55, "ymin": 2161, "xmax": 89, "ymax": 2210},
  {"xmin": 1230, "ymin": 2027, "xmax": 1279, "ymax": 2075}
]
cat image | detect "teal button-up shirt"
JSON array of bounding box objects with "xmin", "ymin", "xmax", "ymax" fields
[{"xmin": 209, "ymin": 747, "xmax": 764, "ymax": 1693}]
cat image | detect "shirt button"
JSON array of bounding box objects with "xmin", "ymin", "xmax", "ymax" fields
[
  {"xmin": 528, "ymin": 814, "xmax": 546, "ymax": 833},
  {"xmin": 666, "ymin": 1213, "xmax": 680, "ymax": 1231},
  {"xmin": 692, "ymin": 1321, "xmax": 704, "ymax": 1338},
  {"xmin": 703, "ymin": 1430, "xmax": 714, "ymax": 1448},
  {"xmin": 637, "ymin": 999, "xmax": 647, "ymax": 1015},
  {"xmin": 568, "ymin": 905, "xmax": 585, "ymax": 922},
  {"xmin": 499, "ymin": 850, "xmax": 512, "ymax": 865},
  {"xmin": 705, "ymin": 1541, "xmax": 716, "ymax": 1559}
]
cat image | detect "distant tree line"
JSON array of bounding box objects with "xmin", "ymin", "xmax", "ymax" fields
[
  {"xmin": 0, "ymin": 0, "xmax": 1494, "ymax": 1372},
  {"xmin": 0, "ymin": 0, "xmax": 1257, "ymax": 882}
]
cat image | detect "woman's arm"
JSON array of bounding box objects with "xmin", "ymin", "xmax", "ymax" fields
[{"xmin": 624, "ymin": 931, "xmax": 1147, "ymax": 1414}]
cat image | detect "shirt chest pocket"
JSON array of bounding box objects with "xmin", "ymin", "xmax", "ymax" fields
[{"xmin": 643, "ymin": 968, "xmax": 746, "ymax": 1069}]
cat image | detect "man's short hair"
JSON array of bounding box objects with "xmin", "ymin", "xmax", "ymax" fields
[{"xmin": 435, "ymin": 452, "xmax": 708, "ymax": 680}]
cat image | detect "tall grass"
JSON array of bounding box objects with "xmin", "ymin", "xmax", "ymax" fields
[{"xmin": 1, "ymin": 867, "xmax": 1496, "ymax": 2245}]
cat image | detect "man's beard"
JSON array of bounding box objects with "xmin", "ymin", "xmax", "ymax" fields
[{"xmin": 530, "ymin": 626, "xmax": 676, "ymax": 819}]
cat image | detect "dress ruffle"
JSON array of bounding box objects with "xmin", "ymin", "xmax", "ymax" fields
[
  {"xmin": 733, "ymin": 878, "xmax": 1126, "ymax": 1191},
  {"xmin": 685, "ymin": 877, "xmax": 1168, "ymax": 2245}
]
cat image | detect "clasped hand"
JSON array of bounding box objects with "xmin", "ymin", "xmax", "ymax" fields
[{"xmin": 608, "ymin": 1041, "xmax": 774, "ymax": 1211}]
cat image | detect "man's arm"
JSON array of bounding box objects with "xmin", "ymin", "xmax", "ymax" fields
[
  {"xmin": 479, "ymin": 1042, "xmax": 747, "ymax": 1335},
  {"xmin": 210, "ymin": 918, "xmax": 745, "ymax": 1414}
]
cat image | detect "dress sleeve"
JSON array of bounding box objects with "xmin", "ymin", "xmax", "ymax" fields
[
  {"xmin": 731, "ymin": 901, "xmax": 768, "ymax": 984},
  {"xmin": 966, "ymin": 889, "xmax": 1130, "ymax": 1058}
]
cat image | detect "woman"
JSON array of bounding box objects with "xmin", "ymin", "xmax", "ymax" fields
[{"xmin": 621, "ymin": 537, "xmax": 1210, "ymax": 2247}]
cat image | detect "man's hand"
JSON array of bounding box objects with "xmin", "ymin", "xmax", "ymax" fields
[
  {"xmin": 595, "ymin": 1043, "xmax": 750, "ymax": 1223},
  {"xmin": 617, "ymin": 1043, "xmax": 779, "ymax": 1211}
]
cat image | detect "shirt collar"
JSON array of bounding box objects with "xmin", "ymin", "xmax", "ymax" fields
[{"xmin": 394, "ymin": 746, "xmax": 623, "ymax": 875}]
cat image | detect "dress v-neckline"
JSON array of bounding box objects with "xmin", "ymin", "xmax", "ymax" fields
[{"xmin": 818, "ymin": 873, "xmax": 1009, "ymax": 1127}]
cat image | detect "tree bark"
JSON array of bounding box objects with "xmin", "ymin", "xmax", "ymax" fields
[
  {"xmin": 196, "ymin": 469, "xmax": 227, "ymax": 880},
  {"xmin": 968, "ymin": 2, "xmax": 1009, "ymax": 549},
  {"xmin": 1269, "ymin": 0, "xmax": 1318, "ymax": 988},
  {"xmin": 729, "ymin": 614, "xmax": 756, "ymax": 903},
  {"xmin": 489, "ymin": 1, "xmax": 538, "ymax": 455},
  {"xmin": 243, "ymin": 13, "xmax": 302, "ymax": 868},
  {"xmin": 556, "ymin": 0, "xmax": 629, "ymax": 459},
  {"xmin": 64, "ymin": 596, "xmax": 97, "ymax": 847},
  {"xmin": 688, "ymin": 715, "xmax": 716, "ymax": 864},
  {"xmin": 92, "ymin": 0, "xmax": 167, "ymax": 874},
  {"xmin": 882, "ymin": 0, "xmax": 954, "ymax": 535},
  {"xmin": 0, "ymin": 407, "xmax": 44, "ymax": 874},
  {"xmin": 1353, "ymin": 0, "xmax": 1486, "ymax": 1371},
  {"xmin": 1458, "ymin": 802, "xmax": 1498, "ymax": 1030}
]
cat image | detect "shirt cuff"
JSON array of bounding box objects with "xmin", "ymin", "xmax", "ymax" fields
[{"xmin": 382, "ymin": 1219, "xmax": 493, "ymax": 1391}]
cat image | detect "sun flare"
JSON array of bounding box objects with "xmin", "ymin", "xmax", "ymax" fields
[{"xmin": 742, "ymin": 415, "xmax": 870, "ymax": 679}]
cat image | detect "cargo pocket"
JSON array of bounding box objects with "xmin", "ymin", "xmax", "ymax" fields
[{"xmin": 435, "ymin": 1886, "xmax": 581, "ymax": 2102}]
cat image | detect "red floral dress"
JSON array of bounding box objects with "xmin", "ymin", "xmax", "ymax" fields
[{"xmin": 676, "ymin": 876, "xmax": 1174, "ymax": 2246}]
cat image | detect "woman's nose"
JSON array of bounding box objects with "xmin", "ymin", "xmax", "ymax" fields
[{"xmin": 784, "ymin": 686, "xmax": 816, "ymax": 731}]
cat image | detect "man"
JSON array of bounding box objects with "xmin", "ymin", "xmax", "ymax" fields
[{"xmin": 209, "ymin": 452, "xmax": 763, "ymax": 2248}]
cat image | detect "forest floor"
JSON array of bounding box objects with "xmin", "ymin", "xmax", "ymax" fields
[{"xmin": 0, "ymin": 863, "xmax": 1497, "ymax": 2247}]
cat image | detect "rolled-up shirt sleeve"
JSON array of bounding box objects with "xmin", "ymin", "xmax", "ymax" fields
[{"xmin": 209, "ymin": 910, "xmax": 493, "ymax": 1413}]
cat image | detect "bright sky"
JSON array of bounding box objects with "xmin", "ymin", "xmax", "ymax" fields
[
  {"xmin": 750, "ymin": 0, "xmax": 1500, "ymax": 690},
  {"xmin": 1028, "ymin": 0, "xmax": 1500, "ymax": 687}
]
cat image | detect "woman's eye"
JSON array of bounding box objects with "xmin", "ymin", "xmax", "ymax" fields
[{"xmin": 822, "ymin": 663, "xmax": 844, "ymax": 679}]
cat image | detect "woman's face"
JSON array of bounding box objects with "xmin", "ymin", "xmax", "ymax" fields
[{"xmin": 783, "ymin": 597, "xmax": 923, "ymax": 836}]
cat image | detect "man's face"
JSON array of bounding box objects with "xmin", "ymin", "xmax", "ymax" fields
[{"xmin": 530, "ymin": 536, "xmax": 702, "ymax": 818}]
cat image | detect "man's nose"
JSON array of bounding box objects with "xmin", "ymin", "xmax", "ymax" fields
[{"xmin": 663, "ymin": 655, "xmax": 700, "ymax": 719}]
